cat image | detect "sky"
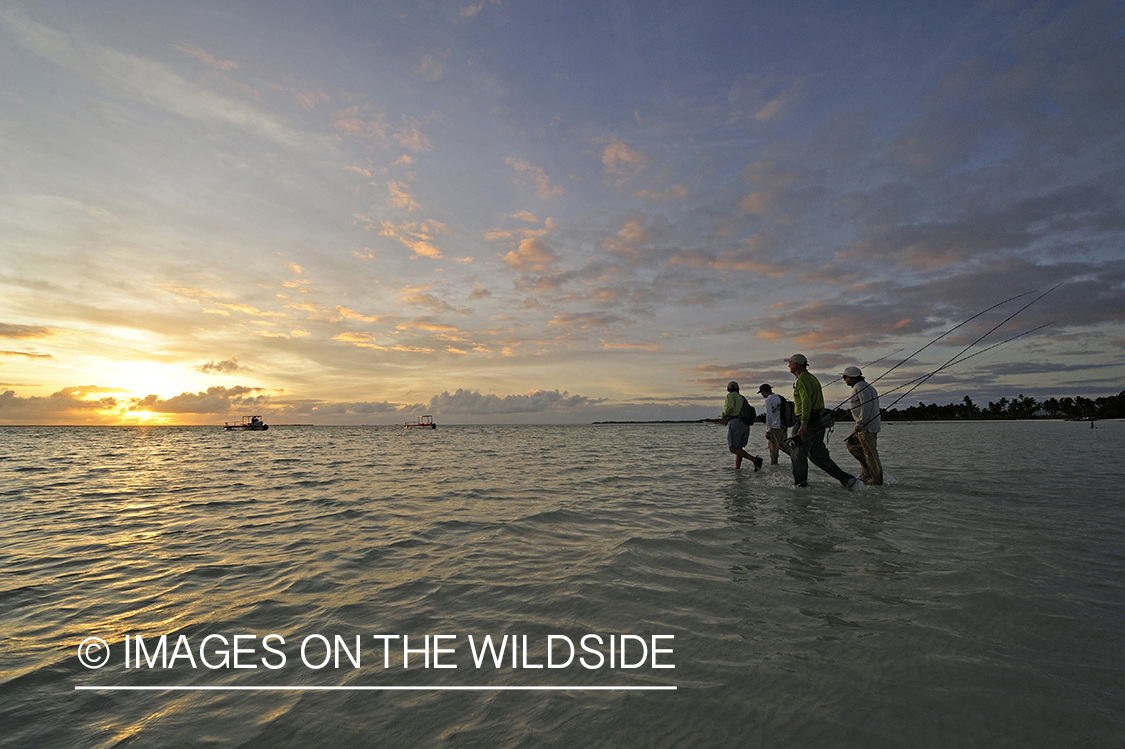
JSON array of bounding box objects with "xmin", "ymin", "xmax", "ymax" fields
[{"xmin": 1, "ymin": 0, "xmax": 1124, "ymax": 425}]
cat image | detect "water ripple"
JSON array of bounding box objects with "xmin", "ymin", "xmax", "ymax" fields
[{"xmin": 1, "ymin": 422, "xmax": 1124, "ymax": 747}]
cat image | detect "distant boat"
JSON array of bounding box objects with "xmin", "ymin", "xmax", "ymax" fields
[
  {"xmin": 224, "ymin": 415, "xmax": 269, "ymax": 431},
  {"xmin": 405, "ymin": 415, "xmax": 436, "ymax": 429}
]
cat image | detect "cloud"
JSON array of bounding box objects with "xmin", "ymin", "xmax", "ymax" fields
[
  {"xmin": 0, "ymin": 323, "xmax": 52, "ymax": 339},
  {"xmin": 278, "ymin": 399, "xmax": 414, "ymax": 417},
  {"xmin": 727, "ymin": 72, "xmax": 809, "ymax": 124},
  {"xmin": 172, "ymin": 43, "xmax": 258, "ymax": 99},
  {"xmin": 668, "ymin": 248, "xmax": 788, "ymax": 277},
  {"xmin": 427, "ymin": 388, "xmax": 599, "ymax": 414},
  {"xmin": 601, "ymin": 217, "xmax": 661, "ymax": 263},
  {"xmin": 393, "ymin": 118, "xmax": 432, "ymax": 152},
  {"xmin": 0, "ymin": 386, "xmax": 119, "ymax": 422},
  {"xmin": 334, "ymin": 106, "xmax": 390, "ymax": 146},
  {"xmin": 293, "ymin": 89, "xmax": 330, "ymax": 110},
  {"xmin": 292, "ymin": 302, "xmax": 391, "ymax": 324},
  {"xmin": 411, "ymin": 54, "xmax": 445, "ymax": 82},
  {"xmin": 398, "ymin": 287, "xmax": 458, "ymax": 314},
  {"xmin": 373, "ymin": 219, "xmax": 448, "ymax": 259},
  {"xmin": 459, "ymin": 0, "xmax": 501, "ymax": 19},
  {"xmin": 172, "ymin": 44, "xmax": 238, "ymax": 71},
  {"xmin": 601, "ymin": 140, "xmax": 646, "ymax": 184},
  {"xmin": 843, "ymin": 178, "xmax": 1125, "ymax": 270},
  {"xmin": 634, "ymin": 185, "xmax": 688, "ymax": 201},
  {"xmin": 127, "ymin": 385, "xmax": 268, "ymax": 414},
  {"xmin": 547, "ymin": 312, "xmax": 622, "ymax": 333},
  {"xmin": 3, "ymin": 9, "xmax": 330, "ymax": 152},
  {"xmin": 501, "ymin": 237, "xmax": 558, "ymax": 272},
  {"xmin": 0, "ymin": 350, "xmax": 52, "ymax": 359},
  {"xmin": 600, "ymin": 340, "xmax": 660, "ymax": 351},
  {"xmin": 505, "ymin": 158, "xmax": 564, "ymax": 199},
  {"xmin": 193, "ymin": 357, "xmax": 249, "ymax": 375},
  {"xmin": 331, "ymin": 332, "xmax": 381, "ymax": 349},
  {"xmin": 484, "ymin": 215, "xmax": 554, "ymax": 243},
  {"xmin": 740, "ymin": 191, "xmax": 771, "ymax": 214},
  {"xmin": 388, "ymin": 181, "xmax": 421, "ymax": 212}
]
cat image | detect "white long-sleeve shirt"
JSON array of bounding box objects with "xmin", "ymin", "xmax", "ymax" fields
[
  {"xmin": 763, "ymin": 392, "xmax": 782, "ymax": 429},
  {"xmin": 849, "ymin": 380, "xmax": 881, "ymax": 433}
]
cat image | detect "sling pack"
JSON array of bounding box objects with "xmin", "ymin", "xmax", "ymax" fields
[{"xmin": 737, "ymin": 394, "xmax": 756, "ymax": 423}]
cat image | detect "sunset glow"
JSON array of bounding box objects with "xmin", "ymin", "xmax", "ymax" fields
[{"xmin": 2, "ymin": 1, "xmax": 1123, "ymax": 425}]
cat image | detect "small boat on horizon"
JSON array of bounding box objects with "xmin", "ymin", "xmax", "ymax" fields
[
  {"xmin": 225, "ymin": 415, "xmax": 269, "ymax": 431},
  {"xmin": 405, "ymin": 415, "xmax": 436, "ymax": 429}
]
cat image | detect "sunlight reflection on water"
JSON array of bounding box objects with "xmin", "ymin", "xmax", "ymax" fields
[{"xmin": 1, "ymin": 421, "xmax": 1123, "ymax": 747}]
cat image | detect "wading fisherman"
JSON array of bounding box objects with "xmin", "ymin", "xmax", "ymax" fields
[
  {"xmin": 720, "ymin": 381, "xmax": 763, "ymax": 471},
  {"xmin": 758, "ymin": 383, "xmax": 788, "ymax": 465},
  {"xmin": 841, "ymin": 366, "xmax": 883, "ymax": 485},
  {"xmin": 786, "ymin": 355, "xmax": 856, "ymax": 488}
]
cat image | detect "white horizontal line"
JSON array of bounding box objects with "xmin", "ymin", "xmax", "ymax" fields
[{"xmin": 75, "ymin": 685, "xmax": 676, "ymax": 692}]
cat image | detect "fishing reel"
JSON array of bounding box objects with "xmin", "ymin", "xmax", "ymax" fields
[
  {"xmin": 784, "ymin": 435, "xmax": 802, "ymax": 450},
  {"xmin": 845, "ymin": 434, "xmax": 859, "ymax": 447}
]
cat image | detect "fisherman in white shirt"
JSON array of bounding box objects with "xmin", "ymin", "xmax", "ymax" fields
[
  {"xmin": 841, "ymin": 366, "xmax": 883, "ymax": 485},
  {"xmin": 757, "ymin": 384, "xmax": 787, "ymax": 465}
]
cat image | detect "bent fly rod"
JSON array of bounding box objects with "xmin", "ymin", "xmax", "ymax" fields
[
  {"xmin": 874, "ymin": 285, "xmax": 1060, "ymax": 415},
  {"xmin": 867, "ymin": 321, "xmax": 1055, "ymax": 410},
  {"xmin": 866, "ymin": 289, "xmax": 1038, "ymax": 389},
  {"xmin": 784, "ymin": 285, "xmax": 1059, "ymax": 448}
]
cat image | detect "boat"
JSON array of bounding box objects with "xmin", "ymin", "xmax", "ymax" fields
[
  {"xmin": 224, "ymin": 415, "xmax": 269, "ymax": 431},
  {"xmin": 404, "ymin": 415, "xmax": 436, "ymax": 429}
]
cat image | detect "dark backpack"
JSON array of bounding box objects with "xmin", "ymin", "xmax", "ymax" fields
[
  {"xmin": 778, "ymin": 395, "xmax": 797, "ymax": 428},
  {"xmin": 737, "ymin": 394, "xmax": 756, "ymax": 423}
]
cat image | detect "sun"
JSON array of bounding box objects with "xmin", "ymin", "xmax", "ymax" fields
[{"xmin": 116, "ymin": 409, "xmax": 172, "ymax": 425}]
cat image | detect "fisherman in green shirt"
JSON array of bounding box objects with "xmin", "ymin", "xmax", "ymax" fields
[
  {"xmin": 720, "ymin": 381, "xmax": 764, "ymax": 471},
  {"xmin": 785, "ymin": 354, "xmax": 856, "ymax": 488}
]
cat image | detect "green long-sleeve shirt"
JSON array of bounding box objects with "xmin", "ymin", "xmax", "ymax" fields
[
  {"xmin": 792, "ymin": 371, "xmax": 825, "ymax": 425},
  {"xmin": 722, "ymin": 391, "xmax": 747, "ymax": 419}
]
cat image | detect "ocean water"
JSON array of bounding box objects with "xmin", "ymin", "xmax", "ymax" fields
[{"xmin": 1, "ymin": 420, "xmax": 1123, "ymax": 748}]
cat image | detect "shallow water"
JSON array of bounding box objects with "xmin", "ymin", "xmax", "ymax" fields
[{"xmin": 2, "ymin": 421, "xmax": 1123, "ymax": 747}]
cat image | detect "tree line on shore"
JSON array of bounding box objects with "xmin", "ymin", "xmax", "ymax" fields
[{"xmin": 837, "ymin": 389, "xmax": 1125, "ymax": 422}]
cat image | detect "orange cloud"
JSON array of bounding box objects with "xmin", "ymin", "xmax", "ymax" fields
[
  {"xmin": 505, "ymin": 159, "xmax": 563, "ymax": 199},
  {"xmin": 601, "ymin": 139, "xmax": 646, "ymax": 184},
  {"xmin": 375, "ymin": 219, "xmax": 448, "ymax": 259},
  {"xmin": 334, "ymin": 106, "xmax": 390, "ymax": 146},
  {"xmin": 741, "ymin": 191, "xmax": 770, "ymax": 214},
  {"xmin": 332, "ymin": 332, "xmax": 381, "ymax": 349},
  {"xmin": 0, "ymin": 323, "xmax": 53, "ymax": 339},
  {"xmin": 600, "ymin": 340, "xmax": 661, "ymax": 351},
  {"xmin": 293, "ymin": 90, "xmax": 329, "ymax": 110},
  {"xmin": 501, "ymin": 238, "xmax": 558, "ymax": 273},
  {"xmin": 668, "ymin": 249, "xmax": 787, "ymax": 277},
  {"xmin": 394, "ymin": 119, "xmax": 432, "ymax": 152},
  {"xmin": 388, "ymin": 181, "xmax": 420, "ymax": 212}
]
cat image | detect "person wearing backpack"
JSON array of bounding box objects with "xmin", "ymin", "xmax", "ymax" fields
[
  {"xmin": 720, "ymin": 381, "xmax": 764, "ymax": 471},
  {"xmin": 785, "ymin": 354, "xmax": 856, "ymax": 489},
  {"xmin": 757, "ymin": 383, "xmax": 790, "ymax": 464}
]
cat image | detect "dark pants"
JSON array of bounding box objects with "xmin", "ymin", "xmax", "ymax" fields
[{"xmin": 790, "ymin": 426, "xmax": 854, "ymax": 486}]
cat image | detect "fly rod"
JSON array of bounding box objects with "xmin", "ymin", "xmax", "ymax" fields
[
  {"xmin": 784, "ymin": 286, "xmax": 1058, "ymax": 449},
  {"xmin": 866, "ymin": 322, "xmax": 1055, "ymax": 405},
  {"xmin": 877, "ymin": 285, "xmax": 1060, "ymax": 414},
  {"xmin": 866, "ymin": 289, "xmax": 1037, "ymax": 389}
]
